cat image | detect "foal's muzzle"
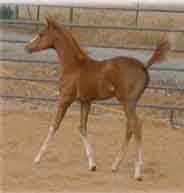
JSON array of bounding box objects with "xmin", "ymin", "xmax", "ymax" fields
[{"xmin": 24, "ymin": 46, "xmax": 33, "ymax": 54}]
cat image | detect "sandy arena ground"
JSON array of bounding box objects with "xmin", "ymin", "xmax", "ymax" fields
[{"xmin": 0, "ymin": 100, "xmax": 184, "ymax": 193}]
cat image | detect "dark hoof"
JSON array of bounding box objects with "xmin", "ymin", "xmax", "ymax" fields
[
  {"xmin": 135, "ymin": 177, "xmax": 143, "ymax": 181},
  {"xmin": 111, "ymin": 166, "xmax": 118, "ymax": 173},
  {"xmin": 90, "ymin": 165, "xmax": 96, "ymax": 171}
]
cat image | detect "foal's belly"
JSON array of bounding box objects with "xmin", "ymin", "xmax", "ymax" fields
[{"xmin": 77, "ymin": 81, "xmax": 115, "ymax": 101}]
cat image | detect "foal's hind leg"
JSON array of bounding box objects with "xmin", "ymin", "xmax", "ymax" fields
[
  {"xmin": 79, "ymin": 102, "xmax": 96, "ymax": 171},
  {"xmin": 34, "ymin": 95, "xmax": 73, "ymax": 163},
  {"xmin": 111, "ymin": 102, "xmax": 134, "ymax": 172},
  {"xmin": 133, "ymin": 118, "xmax": 143, "ymax": 180},
  {"xmin": 112, "ymin": 102, "xmax": 143, "ymax": 180},
  {"xmin": 127, "ymin": 104, "xmax": 143, "ymax": 180},
  {"xmin": 112, "ymin": 119, "xmax": 132, "ymax": 172}
]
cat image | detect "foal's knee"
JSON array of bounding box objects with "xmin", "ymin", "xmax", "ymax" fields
[
  {"xmin": 78, "ymin": 125, "xmax": 86, "ymax": 136},
  {"xmin": 132, "ymin": 118, "xmax": 142, "ymax": 140}
]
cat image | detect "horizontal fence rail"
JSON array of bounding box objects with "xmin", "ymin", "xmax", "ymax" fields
[
  {"xmin": 1, "ymin": 57, "xmax": 184, "ymax": 73},
  {"xmin": 1, "ymin": 38, "xmax": 184, "ymax": 53},
  {"xmin": 1, "ymin": 75, "xmax": 184, "ymax": 92},
  {"xmin": 2, "ymin": 0, "xmax": 184, "ymax": 12},
  {"xmin": 0, "ymin": 94, "xmax": 184, "ymax": 111},
  {"xmin": 1, "ymin": 19, "xmax": 184, "ymax": 33}
]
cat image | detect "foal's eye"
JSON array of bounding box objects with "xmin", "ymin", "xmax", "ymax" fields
[
  {"xmin": 39, "ymin": 32, "xmax": 45, "ymax": 37},
  {"xmin": 39, "ymin": 31, "xmax": 46, "ymax": 37}
]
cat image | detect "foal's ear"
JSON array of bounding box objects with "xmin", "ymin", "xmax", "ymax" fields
[
  {"xmin": 45, "ymin": 15, "xmax": 51, "ymax": 28},
  {"xmin": 45, "ymin": 15, "xmax": 57, "ymax": 29}
]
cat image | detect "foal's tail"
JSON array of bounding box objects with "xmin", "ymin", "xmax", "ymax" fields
[{"xmin": 145, "ymin": 36, "xmax": 170, "ymax": 68}]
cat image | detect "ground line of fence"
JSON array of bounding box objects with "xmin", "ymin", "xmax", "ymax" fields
[{"xmin": 0, "ymin": 94, "xmax": 184, "ymax": 111}]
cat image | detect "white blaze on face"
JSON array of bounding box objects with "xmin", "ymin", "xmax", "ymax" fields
[{"xmin": 29, "ymin": 35, "xmax": 39, "ymax": 44}]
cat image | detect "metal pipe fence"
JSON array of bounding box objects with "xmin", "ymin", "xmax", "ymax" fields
[
  {"xmin": 2, "ymin": 1, "xmax": 184, "ymax": 12},
  {"xmin": 0, "ymin": 4, "xmax": 184, "ymax": 128}
]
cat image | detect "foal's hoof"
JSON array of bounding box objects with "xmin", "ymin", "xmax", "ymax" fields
[
  {"xmin": 112, "ymin": 167, "xmax": 117, "ymax": 173},
  {"xmin": 89, "ymin": 165, "xmax": 96, "ymax": 171},
  {"xmin": 135, "ymin": 176, "xmax": 143, "ymax": 181},
  {"xmin": 111, "ymin": 165, "xmax": 118, "ymax": 173},
  {"xmin": 111, "ymin": 163, "xmax": 118, "ymax": 173},
  {"xmin": 34, "ymin": 156, "xmax": 41, "ymax": 164}
]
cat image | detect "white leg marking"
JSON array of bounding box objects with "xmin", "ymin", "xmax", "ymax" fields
[
  {"xmin": 80, "ymin": 135, "xmax": 96, "ymax": 170},
  {"xmin": 112, "ymin": 152, "xmax": 123, "ymax": 172},
  {"xmin": 34, "ymin": 126, "xmax": 54, "ymax": 163},
  {"xmin": 112, "ymin": 128, "xmax": 132, "ymax": 172},
  {"xmin": 112, "ymin": 142, "xmax": 131, "ymax": 172},
  {"xmin": 134, "ymin": 146, "xmax": 143, "ymax": 180}
]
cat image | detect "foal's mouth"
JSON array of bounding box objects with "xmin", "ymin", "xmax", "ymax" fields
[{"xmin": 24, "ymin": 46, "xmax": 33, "ymax": 54}]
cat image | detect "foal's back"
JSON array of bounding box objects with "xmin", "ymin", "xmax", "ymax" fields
[{"xmin": 76, "ymin": 56, "xmax": 148, "ymax": 102}]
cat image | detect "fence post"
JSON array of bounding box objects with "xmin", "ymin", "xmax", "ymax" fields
[
  {"xmin": 36, "ymin": 5, "xmax": 40, "ymax": 31},
  {"xmin": 15, "ymin": 5, "xmax": 19, "ymax": 19},
  {"xmin": 69, "ymin": 7, "xmax": 74, "ymax": 24},
  {"xmin": 135, "ymin": 0, "xmax": 140, "ymax": 26}
]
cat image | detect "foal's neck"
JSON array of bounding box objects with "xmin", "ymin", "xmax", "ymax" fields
[{"xmin": 52, "ymin": 27, "xmax": 90, "ymax": 71}]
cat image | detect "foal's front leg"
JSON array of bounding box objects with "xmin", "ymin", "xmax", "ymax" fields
[
  {"xmin": 79, "ymin": 102, "xmax": 96, "ymax": 171},
  {"xmin": 34, "ymin": 95, "xmax": 73, "ymax": 163}
]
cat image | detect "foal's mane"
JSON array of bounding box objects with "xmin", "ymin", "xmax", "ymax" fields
[{"xmin": 49, "ymin": 18, "xmax": 88, "ymax": 59}]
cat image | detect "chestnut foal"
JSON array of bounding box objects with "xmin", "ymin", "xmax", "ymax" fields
[{"xmin": 25, "ymin": 16, "xmax": 170, "ymax": 180}]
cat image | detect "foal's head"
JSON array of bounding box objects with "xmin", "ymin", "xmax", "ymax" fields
[{"xmin": 25, "ymin": 16, "xmax": 56, "ymax": 53}]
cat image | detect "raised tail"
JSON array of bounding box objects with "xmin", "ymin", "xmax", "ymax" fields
[{"xmin": 145, "ymin": 37, "xmax": 170, "ymax": 68}]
